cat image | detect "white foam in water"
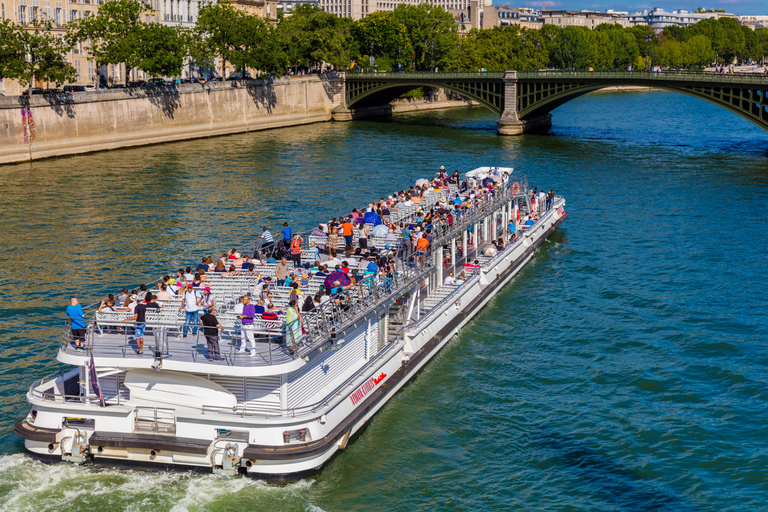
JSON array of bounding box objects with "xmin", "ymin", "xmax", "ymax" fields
[{"xmin": 0, "ymin": 454, "xmax": 324, "ymax": 512}]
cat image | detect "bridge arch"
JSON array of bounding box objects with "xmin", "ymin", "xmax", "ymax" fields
[
  {"xmin": 517, "ymin": 79, "xmax": 768, "ymax": 133},
  {"xmin": 345, "ymin": 77, "xmax": 505, "ymax": 116}
]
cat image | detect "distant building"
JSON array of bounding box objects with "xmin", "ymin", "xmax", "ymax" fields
[
  {"xmin": 541, "ymin": 9, "xmax": 630, "ymax": 29},
  {"xmin": 737, "ymin": 14, "xmax": 768, "ymax": 30},
  {"xmin": 277, "ymin": 0, "xmax": 318, "ymax": 16},
  {"xmin": 320, "ymin": 0, "xmax": 490, "ymax": 21},
  {"xmin": 0, "ymin": 0, "xmax": 107, "ymax": 94},
  {"xmin": 626, "ymin": 8, "xmax": 734, "ymax": 31},
  {"xmin": 450, "ymin": 4, "xmax": 540, "ymax": 33}
]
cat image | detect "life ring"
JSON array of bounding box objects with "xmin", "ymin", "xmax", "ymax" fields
[{"xmin": 512, "ymin": 182, "xmax": 520, "ymax": 195}]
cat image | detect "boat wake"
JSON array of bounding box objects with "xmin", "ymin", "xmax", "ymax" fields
[{"xmin": 0, "ymin": 454, "xmax": 324, "ymax": 512}]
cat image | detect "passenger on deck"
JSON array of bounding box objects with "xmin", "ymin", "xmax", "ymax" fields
[
  {"xmin": 444, "ymin": 272, "xmax": 457, "ymax": 286},
  {"xmin": 275, "ymin": 257, "xmax": 290, "ymax": 287},
  {"xmin": 237, "ymin": 296, "xmax": 257, "ymax": 356},
  {"xmin": 99, "ymin": 299, "xmax": 116, "ymax": 312},
  {"xmin": 179, "ymin": 284, "xmax": 200, "ymax": 338},
  {"xmin": 66, "ymin": 298, "xmax": 86, "ymax": 350},
  {"xmin": 285, "ymin": 301, "xmax": 302, "ymax": 353},
  {"xmin": 197, "ymin": 287, "xmax": 214, "ymax": 314},
  {"xmin": 213, "ymin": 260, "xmax": 226, "ymax": 273},
  {"xmin": 121, "ymin": 293, "xmax": 160, "ymax": 355},
  {"xmin": 199, "ymin": 306, "xmax": 222, "ymax": 360},
  {"xmin": 117, "ymin": 289, "xmax": 128, "ymax": 307},
  {"xmin": 233, "ymin": 296, "xmax": 246, "ymax": 351},
  {"xmin": 282, "ymin": 222, "xmax": 292, "ymax": 242},
  {"xmin": 290, "ymin": 234, "xmax": 303, "ymax": 268},
  {"xmin": 260, "ymin": 227, "xmax": 275, "ymax": 256},
  {"xmin": 327, "ymin": 227, "xmax": 339, "ymax": 258},
  {"xmin": 156, "ymin": 284, "xmax": 172, "ymax": 303}
]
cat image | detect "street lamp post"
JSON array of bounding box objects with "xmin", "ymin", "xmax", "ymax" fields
[
  {"xmin": 370, "ymin": 42, "xmax": 374, "ymax": 72},
  {"xmin": 413, "ymin": 54, "xmax": 416, "ymax": 71},
  {"xmin": 536, "ymin": 38, "xmax": 540, "ymax": 72},
  {"xmin": 522, "ymin": 35, "xmax": 527, "ymax": 71},
  {"xmin": 457, "ymin": 41, "xmax": 460, "ymax": 72},
  {"xmin": 398, "ymin": 46, "xmax": 402, "ymax": 72},
  {"xmin": 645, "ymin": 34, "xmax": 651, "ymax": 72}
]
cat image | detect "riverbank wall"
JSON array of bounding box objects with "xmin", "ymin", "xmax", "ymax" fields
[{"xmin": 0, "ymin": 75, "xmax": 345, "ymax": 165}]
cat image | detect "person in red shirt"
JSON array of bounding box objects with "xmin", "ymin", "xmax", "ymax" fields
[{"xmin": 290, "ymin": 234, "xmax": 303, "ymax": 268}]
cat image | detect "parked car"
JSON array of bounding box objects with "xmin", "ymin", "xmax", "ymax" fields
[
  {"xmin": 83, "ymin": 84, "xmax": 96, "ymax": 91},
  {"xmin": 63, "ymin": 85, "xmax": 87, "ymax": 92},
  {"xmin": 21, "ymin": 88, "xmax": 45, "ymax": 95},
  {"xmin": 109, "ymin": 84, "xmax": 127, "ymax": 89},
  {"xmin": 44, "ymin": 88, "xmax": 64, "ymax": 94},
  {"xmin": 127, "ymin": 80, "xmax": 147, "ymax": 88}
]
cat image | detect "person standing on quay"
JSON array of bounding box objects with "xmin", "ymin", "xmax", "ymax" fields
[{"xmin": 66, "ymin": 298, "xmax": 86, "ymax": 350}]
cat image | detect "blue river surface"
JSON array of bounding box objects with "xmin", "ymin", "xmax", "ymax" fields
[{"xmin": 0, "ymin": 90, "xmax": 767, "ymax": 511}]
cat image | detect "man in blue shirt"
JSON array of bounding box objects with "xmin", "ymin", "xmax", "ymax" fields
[
  {"xmin": 282, "ymin": 222, "xmax": 292, "ymax": 243},
  {"xmin": 66, "ymin": 298, "xmax": 86, "ymax": 350}
]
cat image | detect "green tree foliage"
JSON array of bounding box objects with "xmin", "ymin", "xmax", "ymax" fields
[
  {"xmin": 68, "ymin": 0, "xmax": 147, "ymax": 84},
  {"xmin": 353, "ymin": 11, "xmax": 412, "ymax": 70},
  {"xmin": 278, "ymin": 5, "xmax": 357, "ymax": 71},
  {"xmin": 138, "ymin": 23, "xmax": 187, "ymax": 77},
  {"xmin": 1, "ymin": 19, "xmax": 77, "ymax": 94},
  {"xmin": 390, "ymin": 4, "xmax": 458, "ymax": 71}
]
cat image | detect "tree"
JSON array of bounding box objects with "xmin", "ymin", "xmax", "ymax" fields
[
  {"xmin": 551, "ymin": 26, "xmax": 592, "ymax": 69},
  {"xmin": 391, "ymin": 4, "xmax": 458, "ymax": 71},
  {"xmin": 354, "ymin": 11, "xmax": 413, "ymax": 71},
  {"xmin": 278, "ymin": 5, "xmax": 358, "ymax": 71},
  {"xmin": 1, "ymin": 19, "xmax": 77, "ymax": 95},
  {"xmin": 194, "ymin": 2, "xmax": 243, "ymax": 78},
  {"xmin": 67, "ymin": 0, "xmax": 148, "ymax": 85},
  {"xmin": 138, "ymin": 23, "xmax": 187, "ymax": 77}
]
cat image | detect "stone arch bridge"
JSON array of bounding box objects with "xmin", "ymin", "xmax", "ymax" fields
[{"xmin": 336, "ymin": 70, "xmax": 768, "ymax": 135}]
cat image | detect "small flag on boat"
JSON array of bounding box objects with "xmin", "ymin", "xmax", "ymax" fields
[{"xmin": 89, "ymin": 352, "xmax": 105, "ymax": 407}]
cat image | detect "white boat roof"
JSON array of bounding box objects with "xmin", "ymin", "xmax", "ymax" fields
[{"xmin": 465, "ymin": 166, "xmax": 514, "ymax": 177}]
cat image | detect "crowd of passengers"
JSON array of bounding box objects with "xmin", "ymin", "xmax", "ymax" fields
[{"xmin": 66, "ymin": 167, "xmax": 556, "ymax": 359}]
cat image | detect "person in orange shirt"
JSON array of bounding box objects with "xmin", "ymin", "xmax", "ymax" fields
[
  {"xmin": 341, "ymin": 217, "xmax": 355, "ymax": 251},
  {"xmin": 415, "ymin": 234, "xmax": 430, "ymax": 265}
]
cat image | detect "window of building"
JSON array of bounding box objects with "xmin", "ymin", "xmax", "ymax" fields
[
  {"xmin": 18, "ymin": 0, "xmax": 26, "ymax": 23},
  {"xmin": 69, "ymin": 8, "xmax": 76, "ymax": 21},
  {"xmin": 54, "ymin": 2, "xmax": 61, "ymax": 24},
  {"xmin": 87, "ymin": 61, "xmax": 94, "ymax": 81},
  {"xmin": 74, "ymin": 59, "xmax": 82, "ymax": 82},
  {"xmin": 44, "ymin": 0, "xmax": 50, "ymax": 19},
  {"xmin": 1, "ymin": 3, "xmax": 4, "ymax": 19}
]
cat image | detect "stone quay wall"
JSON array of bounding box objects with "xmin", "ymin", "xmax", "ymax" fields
[{"xmin": 0, "ymin": 75, "xmax": 345, "ymax": 165}]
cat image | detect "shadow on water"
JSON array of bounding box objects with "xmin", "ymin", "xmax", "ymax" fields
[{"xmin": 535, "ymin": 430, "xmax": 698, "ymax": 512}]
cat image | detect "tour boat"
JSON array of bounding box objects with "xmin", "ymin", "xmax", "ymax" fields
[{"xmin": 15, "ymin": 168, "xmax": 566, "ymax": 482}]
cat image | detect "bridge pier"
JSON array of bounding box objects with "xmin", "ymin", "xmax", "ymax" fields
[{"xmin": 497, "ymin": 71, "xmax": 552, "ymax": 136}]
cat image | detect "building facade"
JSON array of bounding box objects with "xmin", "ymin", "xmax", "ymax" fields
[
  {"xmin": 0, "ymin": 0, "xmax": 103, "ymax": 94},
  {"xmin": 541, "ymin": 9, "xmax": 630, "ymax": 29},
  {"xmin": 626, "ymin": 8, "xmax": 734, "ymax": 31},
  {"xmin": 320, "ymin": 0, "xmax": 490, "ymax": 22}
]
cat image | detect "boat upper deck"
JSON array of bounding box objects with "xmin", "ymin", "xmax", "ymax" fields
[{"xmin": 60, "ymin": 168, "xmax": 561, "ymax": 373}]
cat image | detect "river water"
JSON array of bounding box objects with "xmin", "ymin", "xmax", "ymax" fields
[{"xmin": 1, "ymin": 90, "xmax": 767, "ymax": 511}]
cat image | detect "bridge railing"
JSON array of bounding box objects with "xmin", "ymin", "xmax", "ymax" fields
[
  {"xmin": 348, "ymin": 69, "xmax": 768, "ymax": 85},
  {"xmin": 519, "ymin": 70, "xmax": 768, "ymax": 84},
  {"xmin": 347, "ymin": 71, "xmax": 505, "ymax": 80}
]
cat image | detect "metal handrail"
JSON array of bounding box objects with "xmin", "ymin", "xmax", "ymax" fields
[{"xmin": 349, "ymin": 69, "xmax": 768, "ymax": 85}]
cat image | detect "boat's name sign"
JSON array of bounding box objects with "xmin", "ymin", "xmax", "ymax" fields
[{"xmin": 350, "ymin": 372, "xmax": 387, "ymax": 406}]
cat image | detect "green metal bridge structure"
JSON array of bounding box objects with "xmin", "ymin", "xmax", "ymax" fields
[{"xmin": 338, "ymin": 70, "xmax": 768, "ymax": 135}]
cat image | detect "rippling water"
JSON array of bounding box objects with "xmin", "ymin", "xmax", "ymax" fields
[{"xmin": 1, "ymin": 90, "xmax": 767, "ymax": 511}]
